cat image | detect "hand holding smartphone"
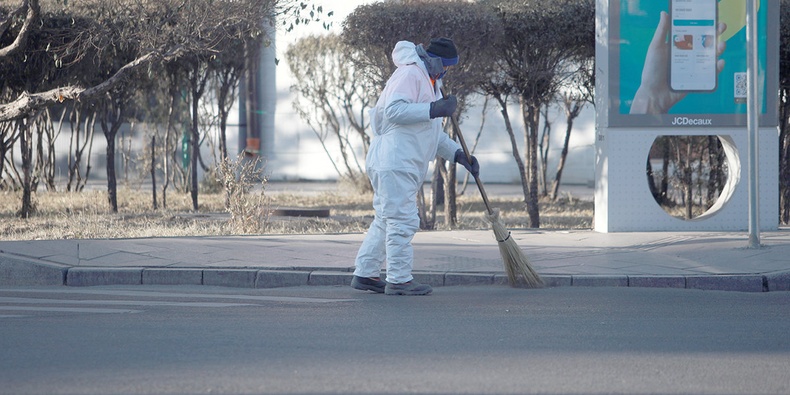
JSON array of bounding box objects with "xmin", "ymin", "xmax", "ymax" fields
[{"xmin": 669, "ymin": 0, "xmax": 718, "ymax": 92}]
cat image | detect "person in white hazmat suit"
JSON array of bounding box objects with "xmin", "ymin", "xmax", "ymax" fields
[{"xmin": 351, "ymin": 38, "xmax": 480, "ymax": 296}]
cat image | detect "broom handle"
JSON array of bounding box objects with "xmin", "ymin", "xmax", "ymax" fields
[{"xmin": 441, "ymin": 89, "xmax": 494, "ymax": 215}]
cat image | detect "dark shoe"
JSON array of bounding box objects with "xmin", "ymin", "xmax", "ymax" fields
[
  {"xmin": 385, "ymin": 281, "xmax": 433, "ymax": 296},
  {"xmin": 351, "ymin": 276, "xmax": 386, "ymax": 293}
]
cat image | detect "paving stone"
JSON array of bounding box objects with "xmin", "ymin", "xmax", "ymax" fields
[
  {"xmin": 203, "ymin": 269, "xmax": 257, "ymax": 288},
  {"xmin": 67, "ymin": 267, "xmax": 142, "ymax": 286},
  {"xmin": 256, "ymin": 270, "xmax": 310, "ymax": 288}
]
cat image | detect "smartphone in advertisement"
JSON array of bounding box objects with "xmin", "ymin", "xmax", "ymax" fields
[{"xmin": 669, "ymin": 0, "xmax": 718, "ymax": 92}]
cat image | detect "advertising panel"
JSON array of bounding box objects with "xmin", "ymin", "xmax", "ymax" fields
[{"xmin": 609, "ymin": 0, "xmax": 778, "ymax": 127}]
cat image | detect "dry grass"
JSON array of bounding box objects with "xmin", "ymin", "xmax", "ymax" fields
[{"xmin": 0, "ymin": 185, "xmax": 594, "ymax": 241}]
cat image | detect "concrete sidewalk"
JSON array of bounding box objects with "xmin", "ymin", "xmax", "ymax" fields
[{"xmin": 2, "ymin": 229, "xmax": 789, "ymax": 292}]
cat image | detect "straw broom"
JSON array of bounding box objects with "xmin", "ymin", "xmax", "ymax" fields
[{"xmin": 444, "ymin": 91, "xmax": 543, "ymax": 288}]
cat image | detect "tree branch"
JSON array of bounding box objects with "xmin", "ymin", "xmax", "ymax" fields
[
  {"xmin": 0, "ymin": 46, "xmax": 185, "ymax": 122},
  {"xmin": 0, "ymin": 0, "xmax": 39, "ymax": 58}
]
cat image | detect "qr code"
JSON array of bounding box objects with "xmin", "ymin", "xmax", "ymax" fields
[{"xmin": 734, "ymin": 72, "xmax": 747, "ymax": 103}]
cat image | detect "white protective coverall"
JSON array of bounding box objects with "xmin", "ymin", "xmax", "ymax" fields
[{"xmin": 353, "ymin": 41, "xmax": 461, "ymax": 284}]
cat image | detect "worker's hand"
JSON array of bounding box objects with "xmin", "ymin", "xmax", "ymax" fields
[
  {"xmin": 429, "ymin": 95, "xmax": 457, "ymax": 119},
  {"xmin": 454, "ymin": 149, "xmax": 479, "ymax": 177}
]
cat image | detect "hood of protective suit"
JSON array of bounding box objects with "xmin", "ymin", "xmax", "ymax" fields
[{"xmin": 391, "ymin": 41, "xmax": 422, "ymax": 68}]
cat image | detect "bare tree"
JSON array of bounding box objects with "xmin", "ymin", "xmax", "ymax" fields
[
  {"xmin": 1, "ymin": 0, "xmax": 326, "ymax": 215},
  {"xmin": 481, "ymin": 0, "xmax": 595, "ymax": 228},
  {"xmin": 0, "ymin": 0, "xmax": 39, "ymax": 59},
  {"xmin": 287, "ymin": 33, "xmax": 376, "ymax": 192},
  {"xmin": 0, "ymin": 119, "xmax": 20, "ymax": 190},
  {"xmin": 65, "ymin": 105, "xmax": 96, "ymax": 192},
  {"xmin": 211, "ymin": 42, "xmax": 245, "ymax": 163},
  {"xmin": 550, "ymin": 56, "xmax": 594, "ymax": 201},
  {"xmin": 17, "ymin": 118, "xmax": 34, "ymax": 217}
]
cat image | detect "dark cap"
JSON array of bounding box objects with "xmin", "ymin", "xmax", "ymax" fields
[{"xmin": 426, "ymin": 37, "xmax": 459, "ymax": 66}]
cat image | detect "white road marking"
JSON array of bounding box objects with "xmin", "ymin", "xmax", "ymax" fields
[
  {"xmin": 0, "ymin": 297, "xmax": 256, "ymax": 308},
  {"xmin": 0, "ymin": 306, "xmax": 141, "ymax": 314},
  {"xmin": 0, "ymin": 288, "xmax": 355, "ymax": 303},
  {"xmin": 0, "ymin": 287, "xmax": 356, "ymax": 317}
]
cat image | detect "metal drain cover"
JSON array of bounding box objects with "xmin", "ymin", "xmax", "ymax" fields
[{"xmin": 271, "ymin": 207, "xmax": 330, "ymax": 217}]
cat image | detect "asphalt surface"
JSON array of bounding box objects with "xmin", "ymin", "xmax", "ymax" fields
[{"xmin": 2, "ymin": 285, "xmax": 789, "ymax": 395}]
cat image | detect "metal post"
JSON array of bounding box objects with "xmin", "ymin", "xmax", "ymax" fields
[{"xmin": 746, "ymin": 0, "xmax": 760, "ymax": 248}]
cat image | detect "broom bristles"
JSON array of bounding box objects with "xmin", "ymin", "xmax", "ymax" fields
[{"xmin": 486, "ymin": 209, "xmax": 544, "ymax": 288}]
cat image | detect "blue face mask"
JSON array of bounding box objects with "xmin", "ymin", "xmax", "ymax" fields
[{"xmin": 425, "ymin": 56, "xmax": 444, "ymax": 79}]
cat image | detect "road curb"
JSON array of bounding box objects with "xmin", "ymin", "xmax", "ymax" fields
[
  {"xmin": 765, "ymin": 271, "xmax": 790, "ymax": 291},
  {"xmin": 142, "ymin": 268, "xmax": 203, "ymax": 286},
  {"xmin": 203, "ymin": 269, "xmax": 258, "ymax": 288},
  {"xmin": 67, "ymin": 267, "xmax": 143, "ymax": 286},
  {"xmin": 0, "ymin": 254, "xmax": 67, "ymax": 286},
  {"xmin": 308, "ymin": 271, "xmax": 353, "ymax": 286},
  {"xmin": 685, "ymin": 275, "xmax": 766, "ymax": 293},
  {"xmin": 1, "ymin": 256, "xmax": 789, "ymax": 293},
  {"xmin": 256, "ymin": 270, "xmax": 310, "ymax": 288},
  {"xmin": 573, "ymin": 275, "xmax": 629, "ymax": 288},
  {"xmin": 628, "ymin": 275, "xmax": 686, "ymax": 289}
]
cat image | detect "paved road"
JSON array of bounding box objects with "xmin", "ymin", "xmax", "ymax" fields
[{"xmin": 2, "ymin": 285, "xmax": 789, "ymax": 395}]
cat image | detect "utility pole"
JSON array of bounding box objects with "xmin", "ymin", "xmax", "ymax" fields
[{"xmin": 746, "ymin": 0, "xmax": 760, "ymax": 248}]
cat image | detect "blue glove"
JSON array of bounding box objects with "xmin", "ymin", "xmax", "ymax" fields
[
  {"xmin": 454, "ymin": 149, "xmax": 479, "ymax": 177},
  {"xmin": 430, "ymin": 95, "xmax": 457, "ymax": 119}
]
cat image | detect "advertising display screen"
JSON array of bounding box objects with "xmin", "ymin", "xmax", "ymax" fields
[{"xmin": 609, "ymin": 0, "xmax": 778, "ymax": 127}]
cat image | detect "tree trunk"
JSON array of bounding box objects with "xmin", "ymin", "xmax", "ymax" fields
[
  {"xmin": 681, "ymin": 138, "xmax": 692, "ymax": 219},
  {"xmin": 661, "ymin": 141, "xmax": 670, "ymax": 205},
  {"xmin": 538, "ymin": 104, "xmax": 551, "ymax": 197},
  {"xmin": 19, "ymin": 119, "xmax": 33, "ymax": 218},
  {"xmin": 550, "ymin": 99, "xmax": 583, "ymax": 201},
  {"xmin": 647, "ymin": 159, "xmax": 659, "ymax": 201},
  {"xmin": 0, "ymin": 124, "xmax": 10, "ymax": 189},
  {"xmin": 106, "ymin": 130, "xmax": 118, "ymax": 213},
  {"xmin": 443, "ymin": 159, "xmax": 457, "ymax": 228},
  {"xmin": 521, "ymin": 99, "xmax": 540, "ymax": 228},
  {"xmin": 443, "ymin": 120, "xmax": 457, "ymax": 228},
  {"xmin": 189, "ymin": 67, "xmax": 208, "ymax": 212},
  {"xmin": 151, "ymin": 135, "xmax": 158, "ymax": 210},
  {"xmin": 190, "ymin": 93, "xmax": 199, "ymax": 211},
  {"xmin": 99, "ymin": 98, "xmax": 124, "ymax": 213},
  {"xmin": 494, "ymin": 94, "xmax": 530, "ymax": 220},
  {"xmin": 162, "ymin": 76, "xmax": 180, "ymax": 210}
]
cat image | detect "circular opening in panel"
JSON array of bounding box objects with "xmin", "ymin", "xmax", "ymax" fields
[{"xmin": 646, "ymin": 135, "xmax": 740, "ymax": 221}]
